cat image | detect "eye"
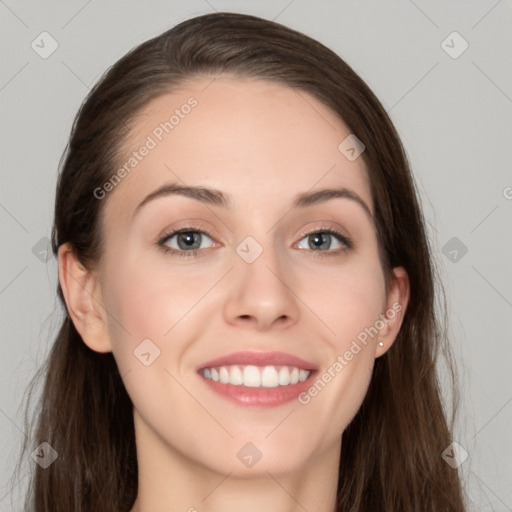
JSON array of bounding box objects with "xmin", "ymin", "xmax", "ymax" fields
[
  {"xmin": 156, "ymin": 224, "xmax": 353, "ymax": 258},
  {"xmin": 157, "ymin": 227, "xmax": 215, "ymax": 257},
  {"xmin": 295, "ymin": 226, "xmax": 352, "ymax": 256}
]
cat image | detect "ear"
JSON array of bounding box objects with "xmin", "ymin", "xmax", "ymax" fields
[
  {"xmin": 58, "ymin": 243, "xmax": 112, "ymax": 353},
  {"xmin": 375, "ymin": 266, "xmax": 410, "ymax": 357}
]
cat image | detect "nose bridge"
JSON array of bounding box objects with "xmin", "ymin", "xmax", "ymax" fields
[
  {"xmin": 223, "ymin": 230, "xmax": 300, "ymax": 329},
  {"xmin": 236, "ymin": 231, "xmax": 289, "ymax": 299}
]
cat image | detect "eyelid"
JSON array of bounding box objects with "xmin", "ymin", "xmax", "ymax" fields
[{"xmin": 295, "ymin": 222, "xmax": 350, "ymax": 241}]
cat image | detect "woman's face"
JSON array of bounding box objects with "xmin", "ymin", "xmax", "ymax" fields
[{"xmin": 64, "ymin": 76, "xmax": 408, "ymax": 477}]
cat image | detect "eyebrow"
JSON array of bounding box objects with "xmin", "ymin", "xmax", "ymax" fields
[{"xmin": 133, "ymin": 182, "xmax": 374, "ymax": 223}]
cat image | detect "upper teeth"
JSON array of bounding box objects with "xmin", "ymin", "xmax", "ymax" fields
[{"xmin": 202, "ymin": 365, "xmax": 311, "ymax": 388}]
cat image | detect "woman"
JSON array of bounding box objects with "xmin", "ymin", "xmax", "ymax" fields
[{"xmin": 15, "ymin": 11, "xmax": 467, "ymax": 512}]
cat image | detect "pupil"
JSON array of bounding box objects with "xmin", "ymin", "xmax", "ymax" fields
[
  {"xmin": 310, "ymin": 233, "xmax": 330, "ymax": 250},
  {"xmin": 179, "ymin": 232, "xmax": 200, "ymax": 250}
]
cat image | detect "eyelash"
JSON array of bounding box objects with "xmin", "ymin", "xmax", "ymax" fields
[{"xmin": 156, "ymin": 224, "xmax": 353, "ymax": 259}]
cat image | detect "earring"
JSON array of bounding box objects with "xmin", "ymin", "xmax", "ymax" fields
[{"xmin": 378, "ymin": 341, "xmax": 384, "ymax": 347}]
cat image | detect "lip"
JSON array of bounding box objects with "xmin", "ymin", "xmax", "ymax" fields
[
  {"xmin": 196, "ymin": 350, "xmax": 318, "ymax": 408},
  {"xmin": 200, "ymin": 377, "xmax": 316, "ymax": 407},
  {"xmin": 197, "ymin": 350, "xmax": 319, "ymax": 372}
]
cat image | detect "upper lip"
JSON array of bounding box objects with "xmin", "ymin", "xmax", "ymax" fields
[{"xmin": 197, "ymin": 351, "xmax": 319, "ymax": 372}]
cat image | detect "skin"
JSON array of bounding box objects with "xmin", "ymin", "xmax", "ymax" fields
[{"xmin": 59, "ymin": 76, "xmax": 410, "ymax": 512}]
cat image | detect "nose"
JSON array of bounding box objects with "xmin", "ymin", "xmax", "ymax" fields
[{"xmin": 223, "ymin": 241, "xmax": 301, "ymax": 331}]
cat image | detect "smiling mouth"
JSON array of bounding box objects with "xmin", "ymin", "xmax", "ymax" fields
[
  {"xmin": 196, "ymin": 350, "xmax": 318, "ymax": 406},
  {"xmin": 200, "ymin": 364, "xmax": 312, "ymax": 388}
]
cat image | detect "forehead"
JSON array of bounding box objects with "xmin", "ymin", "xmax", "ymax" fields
[{"xmin": 104, "ymin": 76, "xmax": 372, "ymax": 220}]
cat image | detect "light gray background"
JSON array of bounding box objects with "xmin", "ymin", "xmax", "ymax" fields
[{"xmin": 1, "ymin": 1, "xmax": 511, "ymax": 510}]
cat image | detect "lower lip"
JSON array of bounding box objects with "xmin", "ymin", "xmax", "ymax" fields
[{"xmin": 199, "ymin": 372, "xmax": 316, "ymax": 407}]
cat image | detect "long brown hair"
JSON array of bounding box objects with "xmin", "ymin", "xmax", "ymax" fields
[{"xmin": 13, "ymin": 11, "xmax": 467, "ymax": 511}]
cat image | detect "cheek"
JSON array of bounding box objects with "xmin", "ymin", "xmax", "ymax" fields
[
  {"xmin": 99, "ymin": 252, "xmax": 202, "ymax": 370},
  {"xmin": 293, "ymin": 256, "xmax": 384, "ymax": 434},
  {"xmin": 304, "ymin": 254, "xmax": 386, "ymax": 347},
  {"xmin": 103, "ymin": 233, "xmax": 210, "ymax": 323}
]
